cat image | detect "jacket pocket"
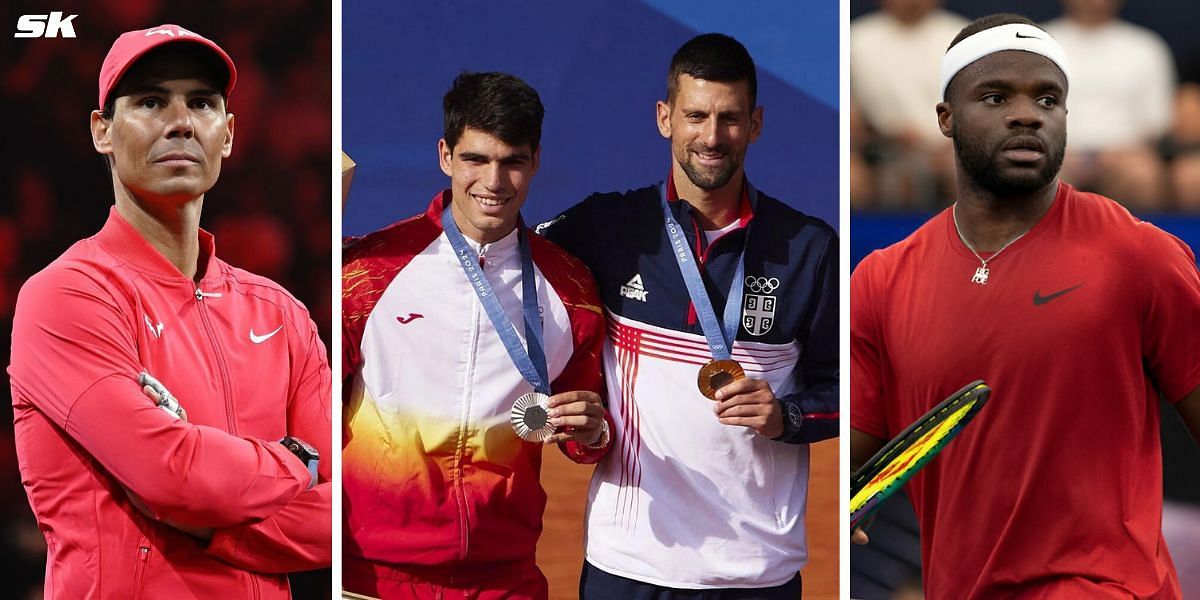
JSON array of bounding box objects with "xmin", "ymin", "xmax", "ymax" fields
[{"xmin": 131, "ymin": 538, "xmax": 150, "ymax": 600}]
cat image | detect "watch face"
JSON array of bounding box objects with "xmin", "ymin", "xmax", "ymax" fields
[
  {"xmin": 787, "ymin": 402, "xmax": 803, "ymax": 428},
  {"xmin": 281, "ymin": 437, "xmax": 318, "ymax": 461}
]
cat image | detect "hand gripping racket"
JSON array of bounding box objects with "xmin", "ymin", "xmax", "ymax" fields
[{"xmin": 850, "ymin": 380, "xmax": 990, "ymax": 531}]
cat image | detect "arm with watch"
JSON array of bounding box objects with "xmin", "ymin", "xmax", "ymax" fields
[
  {"xmin": 541, "ymin": 270, "xmax": 614, "ymax": 464},
  {"xmin": 712, "ymin": 231, "xmax": 839, "ymax": 444},
  {"xmin": 773, "ymin": 231, "xmax": 839, "ymax": 444},
  {"xmin": 134, "ymin": 320, "xmax": 331, "ymax": 573},
  {"xmin": 128, "ymin": 376, "xmax": 320, "ymax": 544},
  {"xmin": 201, "ymin": 318, "xmax": 333, "ymax": 572},
  {"xmin": 130, "ymin": 321, "xmax": 332, "ymax": 573}
]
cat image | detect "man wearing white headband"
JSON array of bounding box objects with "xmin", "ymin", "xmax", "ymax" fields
[{"xmin": 852, "ymin": 13, "xmax": 1200, "ymax": 600}]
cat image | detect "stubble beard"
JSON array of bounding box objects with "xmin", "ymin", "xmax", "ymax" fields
[
  {"xmin": 677, "ymin": 143, "xmax": 740, "ymax": 191},
  {"xmin": 952, "ymin": 127, "xmax": 1066, "ymax": 197}
]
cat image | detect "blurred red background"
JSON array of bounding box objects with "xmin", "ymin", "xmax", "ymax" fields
[{"xmin": 0, "ymin": 1, "xmax": 332, "ymax": 597}]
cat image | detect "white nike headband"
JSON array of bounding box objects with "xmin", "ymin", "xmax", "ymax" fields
[{"xmin": 940, "ymin": 23, "xmax": 1070, "ymax": 100}]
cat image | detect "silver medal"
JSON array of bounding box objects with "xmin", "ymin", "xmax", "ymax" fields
[{"xmin": 510, "ymin": 392, "xmax": 554, "ymax": 442}]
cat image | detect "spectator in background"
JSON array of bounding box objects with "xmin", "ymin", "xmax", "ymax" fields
[
  {"xmin": 1045, "ymin": 0, "xmax": 1176, "ymax": 210},
  {"xmin": 850, "ymin": 0, "xmax": 967, "ymax": 208},
  {"xmin": 1168, "ymin": 55, "xmax": 1200, "ymax": 210}
]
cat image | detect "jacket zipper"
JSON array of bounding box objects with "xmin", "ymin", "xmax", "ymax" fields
[
  {"xmin": 195, "ymin": 287, "xmax": 237, "ymax": 434},
  {"xmin": 131, "ymin": 540, "xmax": 150, "ymax": 600},
  {"xmin": 455, "ymin": 250, "xmax": 483, "ymax": 560}
]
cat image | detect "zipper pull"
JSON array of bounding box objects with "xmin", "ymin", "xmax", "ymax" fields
[{"xmin": 195, "ymin": 288, "xmax": 224, "ymax": 301}]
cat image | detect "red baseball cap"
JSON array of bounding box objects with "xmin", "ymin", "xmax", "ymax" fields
[{"xmin": 98, "ymin": 24, "xmax": 237, "ymax": 109}]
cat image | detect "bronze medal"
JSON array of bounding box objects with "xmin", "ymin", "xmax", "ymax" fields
[{"xmin": 697, "ymin": 359, "xmax": 745, "ymax": 400}]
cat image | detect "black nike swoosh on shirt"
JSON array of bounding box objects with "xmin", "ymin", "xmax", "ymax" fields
[
  {"xmin": 1033, "ymin": 284, "xmax": 1083, "ymax": 306},
  {"xmin": 1015, "ymin": 32, "xmax": 1041, "ymax": 39}
]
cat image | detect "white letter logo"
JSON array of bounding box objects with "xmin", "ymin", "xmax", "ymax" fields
[
  {"xmin": 14, "ymin": 12, "xmax": 77, "ymax": 38},
  {"xmin": 620, "ymin": 273, "xmax": 649, "ymax": 302}
]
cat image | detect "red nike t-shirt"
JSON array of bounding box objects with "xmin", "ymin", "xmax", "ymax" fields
[{"xmin": 851, "ymin": 182, "xmax": 1200, "ymax": 599}]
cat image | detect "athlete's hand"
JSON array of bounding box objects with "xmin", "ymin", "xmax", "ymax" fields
[
  {"xmin": 852, "ymin": 527, "xmax": 870, "ymax": 545},
  {"xmin": 713, "ymin": 378, "xmax": 784, "ymax": 438},
  {"xmin": 142, "ymin": 385, "xmax": 188, "ymax": 422},
  {"xmin": 544, "ymin": 390, "xmax": 606, "ymax": 446}
]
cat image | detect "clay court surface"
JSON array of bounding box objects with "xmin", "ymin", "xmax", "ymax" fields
[{"xmin": 536, "ymin": 439, "xmax": 839, "ymax": 599}]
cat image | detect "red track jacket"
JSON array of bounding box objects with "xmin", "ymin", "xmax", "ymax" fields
[{"xmin": 9, "ymin": 207, "xmax": 332, "ymax": 598}]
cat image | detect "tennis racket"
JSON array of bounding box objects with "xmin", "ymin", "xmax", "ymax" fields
[{"xmin": 850, "ymin": 380, "xmax": 990, "ymax": 531}]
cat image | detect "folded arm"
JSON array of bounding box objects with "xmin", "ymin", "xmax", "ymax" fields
[
  {"xmin": 10, "ymin": 271, "xmax": 311, "ymax": 528},
  {"xmin": 204, "ymin": 317, "xmax": 334, "ymax": 572}
]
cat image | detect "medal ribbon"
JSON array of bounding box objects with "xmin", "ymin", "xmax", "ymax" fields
[
  {"xmin": 442, "ymin": 204, "xmax": 550, "ymax": 395},
  {"xmin": 659, "ymin": 182, "xmax": 750, "ymax": 361}
]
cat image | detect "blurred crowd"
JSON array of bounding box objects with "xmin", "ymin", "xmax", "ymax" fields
[
  {"xmin": 851, "ymin": 0, "xmax": 1200, "ymax": 212},
  {"xmin": 0, "ymin": 0, "xmax": 331, "ymax": 596}
]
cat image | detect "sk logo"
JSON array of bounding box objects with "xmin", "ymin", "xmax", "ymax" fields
[{"xmin": 14, "ymin": 12, "xmax": 77, "ymax": 38}]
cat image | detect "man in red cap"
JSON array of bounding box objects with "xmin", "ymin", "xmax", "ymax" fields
[{"xmin": 8, "ymin": 24, "xmax": 331, "ymax": 598}]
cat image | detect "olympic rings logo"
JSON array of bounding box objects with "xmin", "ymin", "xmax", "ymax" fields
[{"xmin": 744, "ymin": 276, "xmax": 780, "ymax": 294}]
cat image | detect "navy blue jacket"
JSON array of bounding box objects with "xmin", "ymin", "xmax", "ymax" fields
[{"xmin": 538, "ymin": 180, "xmax": 838, "ymax": 444}]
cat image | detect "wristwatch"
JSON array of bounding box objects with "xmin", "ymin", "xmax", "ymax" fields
[
  {"xmin": 585, "ymin": 418, "xmax": 611, "ymax": 449},
  {"xmin": 279, "ymin": 436, "xmax": 319, "ymax": 489}
]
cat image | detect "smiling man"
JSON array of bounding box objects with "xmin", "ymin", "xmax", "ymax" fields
[
  {"xmin": 8, "ymin": 25, "xmax": 331, "ymax": 599},
  {"xmin": 850, "ymin": 13, "xmax": 1200, "ymax": 599},
  {"xmin": 341, "ymin": 71, "xmax": 613, "ymax": 599},
  {"xmin": 538, "ymin": 33, "xmax": 838, "ymax": 598}
]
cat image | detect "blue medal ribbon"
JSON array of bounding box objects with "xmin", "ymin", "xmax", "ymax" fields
[
  {"xmin": 442, "ymin": 204, "xmax": 550, "ymax": 395},
  {"xmin": 659, "ymin": 182, "xmax": 750, "ymax": 361}
]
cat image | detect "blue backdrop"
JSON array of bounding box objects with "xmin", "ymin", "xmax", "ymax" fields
[{"xmin": 343, "ymin": 1, "xmax": 838, "ymax": 236}]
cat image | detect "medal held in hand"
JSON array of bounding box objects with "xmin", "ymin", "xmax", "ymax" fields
[
  {"xmin": 510, "ymin": 392, "xmax": 554, "ymax": 442},
  {"xmin": 442, "ymin": 205, "xmax": 554, "ymax": 443},
  {"xmin": 660, "ymin": 183, "xmax": 751, "ymax": 400},
  {"xmin": 697, "ymin": 359, "xmax": 746, "ymax": 400}
]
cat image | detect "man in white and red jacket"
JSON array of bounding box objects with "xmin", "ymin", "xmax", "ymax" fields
[
  {"xmin": 8, "ymin": 24, "xmax": 331, "ymax": 598},
  {"xmin": 342, "ymin": 72, "xmax": 613, "ymax": 599}
]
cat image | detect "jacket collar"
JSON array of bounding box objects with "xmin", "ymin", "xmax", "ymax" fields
[{"xmin": 94, "ymin": 206, "xmax": 222, "ymax": 283}]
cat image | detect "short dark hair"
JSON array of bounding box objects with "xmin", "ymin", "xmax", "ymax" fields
[
  {"xmin": 667, "ymin": 33, "xmax": 758, "ymax": 108},
  {"xmin": 948, "ymin": 13, "xmax": 1042, "ymax": 50},
  {"xmin": 442, "ymin": 71, "xmax": 544, "ymax": 152}
]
